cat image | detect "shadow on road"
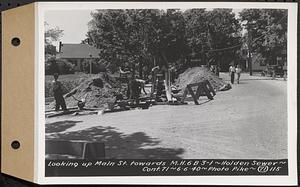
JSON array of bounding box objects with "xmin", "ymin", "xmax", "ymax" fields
[
  {"xmin": 46, "ymin": 125, "xmax": 184, "ymax": 159},
  {"xmin": 222, "ymin": 78, "xmax": 273, "ymax": 82},
  {"xmin": 183, "ymin": 97, "xmax": 213, "ymax": 105},
  {"xmin": 233, "ymin": 82, "xmax": 248, "ymax": 85},
  {"xmin": 46, "ymin": 120, "xmax": 83, "ymax": 133}
]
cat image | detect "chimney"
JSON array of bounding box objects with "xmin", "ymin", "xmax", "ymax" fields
[{"xmin": 59, "ymin": 41, "xmax": 62, "ymax": 53}]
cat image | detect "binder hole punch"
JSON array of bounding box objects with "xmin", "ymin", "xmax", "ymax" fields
[
  {"xmin": 11, "ymin": 37, "xmax": 21, "ymax": 46},
  {"xmin": 11, "ymin": 140, "xmax": 20, "ymax": 149}
]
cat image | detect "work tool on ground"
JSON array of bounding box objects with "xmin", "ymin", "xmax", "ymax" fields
[{"xmin": 62, "ymin": 84, "xmax": 86, "ymax": 110}]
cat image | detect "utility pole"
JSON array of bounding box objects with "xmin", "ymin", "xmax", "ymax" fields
[
  {"xmin": 89, "ymin": 53, "xmax": 92, "ymax": 74},
  {"xmin": 247, "ymin": 24, "xmax": 253, "ymax": 76},
  {"xmin": 216, "ymin": 52, "xmax": 221, "ymax": 77},
  {"xmin": 201, "ymin": 45, "xmax": 206, "ymax": 67}
]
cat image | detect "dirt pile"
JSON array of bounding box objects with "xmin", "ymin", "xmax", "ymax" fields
[
  {"xmin": 49, "ymin": 73, "xmax": 126, "ymax": 109},
  {"xmin": 175, "ymin": 66, "xmax": 228, "ymax": 91}
]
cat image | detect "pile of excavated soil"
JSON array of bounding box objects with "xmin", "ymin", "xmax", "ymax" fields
[
  {"xmin": 175, "ymin": 67, "xmax": 228, "ymax": 91},
  {"xmin": 49, "ymin": 73, "xmax": 126, "ymax": 109}
]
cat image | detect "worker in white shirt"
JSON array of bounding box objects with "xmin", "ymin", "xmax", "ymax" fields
[
  {"xmin": 229, "ymin": 64, "xmax": 236, "ymax": 84},
  {"xmin": 235, "ymin": 64, "xmax": 242, "ymax": 84}
]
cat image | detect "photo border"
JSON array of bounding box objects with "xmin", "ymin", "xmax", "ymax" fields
[{"xmin": 36, "ymin": 2, "xmax": 298, "ymax": 185}]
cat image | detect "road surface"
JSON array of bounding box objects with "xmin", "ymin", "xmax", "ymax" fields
[{"xmin": 46, "ymin": 73, "xmax": 287, "ymax": 159}]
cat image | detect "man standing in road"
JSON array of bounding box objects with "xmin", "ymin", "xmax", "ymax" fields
[
  {"xmin": 53, "ymin": 73, "xmax": 67, "ymax": 112},
  {"xmin": 229, "ymin": 64, "xmax": 236, "ymax": 84},
  {"xmin": 235, "ymin": 64, "xmax": 242, "ymax": 84}
]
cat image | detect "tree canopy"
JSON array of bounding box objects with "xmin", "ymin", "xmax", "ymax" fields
[
  {"xmin": 45, "ymin": 22, "xmax": 64, "ymax": 55},
  {"xmin": 85, "ymin": 9, "xmax": 242, "ymax": 74},
  {"xmin": 83, "ymin": 8, "xmax": 287, "ymax": 74},
  {"xmin": 240, "ymin": 9, "xmax": 287, "ymax": 64},
  {"xmin": 184, "ymin": 9, "xmax": 241, "ymax": 69}
]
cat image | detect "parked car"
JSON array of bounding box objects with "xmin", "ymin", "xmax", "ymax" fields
[{"xmin": 261, "ymin": 64, "xmax": 286, "ymax": 78}]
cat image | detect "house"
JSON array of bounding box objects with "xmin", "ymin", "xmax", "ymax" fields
[
  {"xmin": 240, "ymin": 43, "xmax": 287, "ymax": 72},
  {"xmin": 57, "ymin": 42, "xmax": 100, "ymax": 71}
]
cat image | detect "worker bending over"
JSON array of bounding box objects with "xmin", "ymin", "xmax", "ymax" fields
[{"xmin": 127, "ymin": 77, "xmax": 147, "ymax": 103}]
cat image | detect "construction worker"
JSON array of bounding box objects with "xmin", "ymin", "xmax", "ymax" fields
[
  {"xmin": 128, "ymin": 77, "xmax": 139, "ymax": 103},
  {"xmin": 52, "ymin": 73, "xmax": 67, "ymax": 111},
  {"xmin": 135, "ymin": 78, "xmax": 147, "ymax": 95},
  {"xmin": 127, "ymin": 76, "xmax": 147, "ymax": 103}
]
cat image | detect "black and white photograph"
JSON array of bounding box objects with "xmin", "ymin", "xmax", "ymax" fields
[{"xmin": 40, "ymin": 2, "xmax": 297, "ymax": 184}]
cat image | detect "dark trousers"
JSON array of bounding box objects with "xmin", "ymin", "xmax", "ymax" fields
[
  {"xmin": 54, "ymin": 94, "xmax": 67, "ymax": 111},
  {"xmin": 231, "ymin": 73, "xmax": 235, "ymax": 84},
  {"xmin": 237, "ymin": 73, "xmax": 241, "ymax": 84}
]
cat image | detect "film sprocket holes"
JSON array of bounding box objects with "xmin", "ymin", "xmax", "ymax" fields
[{"xmin": 1, "ymin": 1, "xmax": 298, "ymax": 185}]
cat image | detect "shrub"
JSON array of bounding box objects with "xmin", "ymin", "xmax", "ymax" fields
[
  {"xmin": 56, "ymin": 59, "xmax": 75, "ymax": 74},
  {"xmin": 45, "ymin": 55, "xmax": 75, "ymax": 75},
  {"xmin": 45, "ymin": 55, "xmax": 59, "ymax": 75},
  {"xmin": 82, "ymin": 58, "xmax": 108, "ymax": 74}
]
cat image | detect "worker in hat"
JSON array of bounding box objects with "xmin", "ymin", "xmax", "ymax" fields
[{"xmin": 52, "ymin": 73, "xmax": 68, "ymax": 111}]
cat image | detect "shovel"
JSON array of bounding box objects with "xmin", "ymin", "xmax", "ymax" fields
[{"xmin": 63, "ymin": 85, "xmax": 87, "ymax": 110}]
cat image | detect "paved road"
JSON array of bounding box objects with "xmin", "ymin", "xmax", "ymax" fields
[{"xmin": 46, "ymin": 73, "xmax": 287, "ymax": 159}]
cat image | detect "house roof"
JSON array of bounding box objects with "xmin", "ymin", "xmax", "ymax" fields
[{"xmin": 58, "ymin": 43, "xmax": 100, "ymax": 59}]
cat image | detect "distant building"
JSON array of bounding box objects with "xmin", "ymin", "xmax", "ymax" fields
[
  {"xmin": 240, "ymin": 43, "xmax": 287, "ymax": 71},
  {"xmin": 57, "ymin": 42, "xmax": 100, "ymax": 71}
]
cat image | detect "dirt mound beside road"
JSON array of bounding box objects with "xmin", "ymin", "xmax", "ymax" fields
[
  {"xmin": 175, "ymin": 66, "xmax": 228, "ymax": 91},
  {"xmin": 49, "ymin": 73, "xmax": 126, "ymax": 109}
]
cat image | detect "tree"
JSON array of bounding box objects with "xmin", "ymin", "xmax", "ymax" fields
[
  {"xmin": 44, "ymin": 22, "xmax": 64, "ymax": 55},
  {"xmin": 240, "ymin": 9, "xmax": 287, "ymax": 67},
  {"xmin": 85, "ymin": 9, "xmax": 242, "ymax": 76},
  {"xmin": 86, "ymin": 9, "xmax": 189, "ymax": 77},
  {"xmin": 184, "ymin": 9, "xmax": 242, "ymax": 71},
  {"xmin": 44, "ymin": 22, "xmax": 66, "ymax": 74}
]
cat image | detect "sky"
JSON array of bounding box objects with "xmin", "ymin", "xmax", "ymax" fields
[
  {"xmin": 45, "ymin": 9, "xmax": 242, "ymax": 50},
  {"xmin": 45, "ymin": 10, "xmax": 93, "ymax": 50}
]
